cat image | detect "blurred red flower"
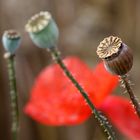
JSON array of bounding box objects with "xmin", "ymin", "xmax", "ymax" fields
[
  {"xmin": 99, "ymin": 95, "xmax": 140, "ymax": 140},
  {"xmin": 24, "ymin": 56, "xmax": 140, "ymax": 139}
]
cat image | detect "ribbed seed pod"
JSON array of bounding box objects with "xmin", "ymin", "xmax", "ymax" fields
[
  {"xmin": 96, "ymin": 36, "xmax": 133, "ymax": 75},
  {"xmin": 97, "ymin": 36, "xmax": 140, "ymax": 119}
]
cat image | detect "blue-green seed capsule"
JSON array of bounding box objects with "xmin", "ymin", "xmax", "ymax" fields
[
  {"xmin": 25, "ymin": 11, "xmax": 59, "ymax": 49},
  {"xmin": 2, "ymin": 30, "xmax": 21, "ymax": 54}
]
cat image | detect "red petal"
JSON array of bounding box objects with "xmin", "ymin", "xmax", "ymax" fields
[
  {"xmin": 99, "ymin": 96, "xmax": 140, "ymax": 140},
  {"xmin": 25, "ymin": 57, "xmax": 95, "ymax": 125},
  {"xmin": 92, "ymin": 62, "xmax": 118, "ymax": 106},
  {"xmin": 24, "ymin": 57, "xmax": 119, "ymax": 125}
]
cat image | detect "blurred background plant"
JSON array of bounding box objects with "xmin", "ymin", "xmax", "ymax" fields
[{"xmin": 0, "ymin": 0, "xmax": 140, "ymax": 140}]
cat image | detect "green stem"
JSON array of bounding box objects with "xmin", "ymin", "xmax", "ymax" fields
[
  {"xmin": 48, "ymin": 48, "xmax": 116, "ymax": 140},
  {"xmin": 120, "ymin": 75, "xmax": 140, "ymax": 117},
  {"xmin": 6, "ymin": 54, "xmax": 19, "ymax": 140}
]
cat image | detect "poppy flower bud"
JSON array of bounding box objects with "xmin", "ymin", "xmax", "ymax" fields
[
  {"xmin": 96, "ymin": 36, "xmax": 133, "ymax": 75},
  {"xmin": 25, "ymin": 11, "xmax": 59, "ymax": 49},
  {"xmin": 2, "ymin": 30, "xmax": 21, "ymax": 54}
]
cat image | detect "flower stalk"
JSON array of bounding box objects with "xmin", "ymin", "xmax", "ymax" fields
[
  {"xmin": 4, "ymin": 53, "xmax": 19, "ymax": 140},
  {"xmin": 120, "ymin": 75, "xmax": 140, "ymax": 117},
  {"xmin": 48, "ymin": 47, "xmax": 116, "ymax": 140},
  {"xmin": 2, "ymin": 30, "xmax": 21, "ymax": 140}
]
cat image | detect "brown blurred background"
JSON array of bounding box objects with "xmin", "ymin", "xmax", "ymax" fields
[{"xmin": 0, "ymin": 0, "xmax": 140, "ymax": 140}]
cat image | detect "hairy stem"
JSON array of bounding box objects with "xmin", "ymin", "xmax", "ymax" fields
[
  {"xmin": 120, "ymin": 75, "xmax": 140, "ymax": 117},
  {"xmin": 48, "ymin": 48, "xmax": 116, "ymax": 140},
  {"xmin": 6, "ymin": 54, "xmax": 19, "ymax": 140}
]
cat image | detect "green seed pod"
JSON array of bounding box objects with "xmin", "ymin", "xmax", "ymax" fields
[
  {"xmin": 2, "ymin": 30, "xmax": 21, "ymax": 54},
  {"xmin": 25, "ymin": 11, "xmax": 59, "ymax": 49},
  {"xmin": 96, "ymin": 36, "xmax": 133, "ymax": 75}
]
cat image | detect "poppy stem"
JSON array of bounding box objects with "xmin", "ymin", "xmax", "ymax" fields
[
  {"xmin": 48, "ymin": 47, "xmax": 116, "ymax": 140},
  {"xmin": 120, "ymin": 75, "xmax": 140, "ymax": 117},
  {"xmin": 4, "ymin": 53, "xmax": 19, "ymax": 140}
]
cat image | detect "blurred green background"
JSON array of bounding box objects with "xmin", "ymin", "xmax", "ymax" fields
[{"xmin": 0, "ymin": 0, "xmax": 140, "ymax": 140}]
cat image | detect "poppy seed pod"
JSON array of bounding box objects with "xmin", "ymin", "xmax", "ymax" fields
[
  {"xmin": 25, "ymin": 11, "xmax": 59, "ymax": 49},
  {"xmin": 2, "ymin": 30, "xmax": 21, "ymax": 54},
  {"xmin": 96, "ymin": 36, "xmax": 133, "ymax": 75}
]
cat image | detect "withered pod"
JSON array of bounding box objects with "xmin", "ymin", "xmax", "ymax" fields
[{"xmin": 96, "ymin": 36, "xmax": 133, "ymax": 75}]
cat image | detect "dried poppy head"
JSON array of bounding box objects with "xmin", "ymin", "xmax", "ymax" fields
[
  {"xmin": 25, "ymin": 11, "xmax": 59, "ymax": 49},
  {"xmin": 97, "ymin": 36, "xmax": 133, "ymax": 75}
]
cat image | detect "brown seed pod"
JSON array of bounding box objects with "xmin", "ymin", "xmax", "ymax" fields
[{"xmin": 96, "ymin": 36, "xmax": 133, "ymax": 75}]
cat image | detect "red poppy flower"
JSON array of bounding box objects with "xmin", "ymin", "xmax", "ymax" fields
[
  {"xmin": 24, "ymin": 56, "xmax": 118, "ymax": 125},
  {"xmin": 100, "ymin": 96, "xmax": 140, "ymax": 140},
  {"xmin": 25, "ymin": 56, "xmax": 140, "ymax": 139}
]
